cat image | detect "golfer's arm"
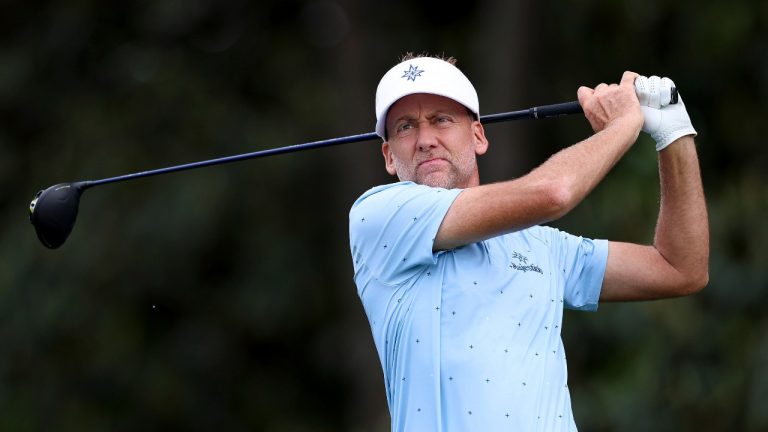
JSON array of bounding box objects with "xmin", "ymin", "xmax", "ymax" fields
[
  {"xmin": 435, "ymin": 118, "xmax": 641, "ymax": 251},
  {"xmin": 600, "ymin": 136, "xmax": 709, "ymax": 300}
]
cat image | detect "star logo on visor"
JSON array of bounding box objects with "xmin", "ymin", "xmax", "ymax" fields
[{"xmin": 401, "ymin": 64, "xmax": 424, "ymax": 81}]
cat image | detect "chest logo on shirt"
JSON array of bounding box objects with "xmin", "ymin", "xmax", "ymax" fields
[{"xmin": 510, "ymin": 251, "xmax": 543, "ymax": 275}]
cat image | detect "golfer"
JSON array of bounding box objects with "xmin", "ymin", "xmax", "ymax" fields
[{"xmin": 348, "ymin": 54, "xmax": 708, "ymax": 431}]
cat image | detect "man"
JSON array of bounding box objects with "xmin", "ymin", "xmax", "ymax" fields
[{"xmin": 348, "ymin": 54, "xmax": 708, "ymax": 431}]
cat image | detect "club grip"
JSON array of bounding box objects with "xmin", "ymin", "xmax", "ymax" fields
[
  {"xmin": 532, "ymin": 101, "xmax": 583, "ymax": 118},
  {"xmin": 530, "ymin": 86, "xmax": 679, "ymax": 121},
  {"xmin": 670, "ymin": 87, "xmax": 679, "ymax": 104}
]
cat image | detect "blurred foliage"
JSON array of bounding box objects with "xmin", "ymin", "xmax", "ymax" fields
[{"xmin": 1, "ymin": 0, "xmax": 766, "ymax": 431}]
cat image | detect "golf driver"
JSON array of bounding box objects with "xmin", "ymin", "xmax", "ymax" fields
[{"xmin": 28, "ymin": 100, "xmax": 594, "ymax": 249}]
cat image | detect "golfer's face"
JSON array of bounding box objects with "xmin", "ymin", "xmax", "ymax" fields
[{"xmin": 383, "ymin": 94, "xmax": 487, "ymax": 189}]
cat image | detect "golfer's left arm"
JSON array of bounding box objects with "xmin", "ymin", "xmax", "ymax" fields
[{"xmin": 600, "ymin": 78, "xmax": 709, "ymax": 301}]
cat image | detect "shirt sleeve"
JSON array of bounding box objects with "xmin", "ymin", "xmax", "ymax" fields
[
  {"xmin": 546, "ymin": 227, "xmax": 609, "ymax": 311},
  {"xmin": 349, "ymin": 182, "xmax": 462, "ymax": 286}
]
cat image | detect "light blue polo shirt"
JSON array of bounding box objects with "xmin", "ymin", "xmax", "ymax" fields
[{"xmin": 349, "ymin": 181, "xmax": 608, "ymax": 432}]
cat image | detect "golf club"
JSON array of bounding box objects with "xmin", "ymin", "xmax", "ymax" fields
[{"xmin": 28, "ymin": 100, "xmax": 588, "ymax": 249}]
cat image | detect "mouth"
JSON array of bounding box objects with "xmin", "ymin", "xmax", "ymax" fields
[{"xmin": 418, "ymin": 157, "xmax": 447, "ymax": 169}]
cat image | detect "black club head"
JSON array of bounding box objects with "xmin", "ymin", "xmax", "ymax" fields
[{"xmin": 29, "ymin": 182, "xmax": 89, "ymax": 249}]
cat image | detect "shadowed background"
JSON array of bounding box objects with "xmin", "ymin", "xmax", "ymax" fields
[{"xmin": 1, "ymin": 0, "xmax": 767, "ymax": 431}]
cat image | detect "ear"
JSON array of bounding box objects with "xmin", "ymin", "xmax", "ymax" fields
[
  {"xmin": 472, "ymin": 121, "xmax": 489, "ymax": 156},
  {"xmin": 382, "ymin": 141, "xmax": 398, "ymax": 176}
]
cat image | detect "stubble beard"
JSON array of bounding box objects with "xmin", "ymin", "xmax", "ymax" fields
[{"xmin": 393, "ymin": 150, "xmax": 477, "ymax": 189}]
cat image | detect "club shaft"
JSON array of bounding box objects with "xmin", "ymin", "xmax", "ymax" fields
[
  {"xmin": 85, "ymin": 100, "xmax": 583, "ymax": 188},
  {"xmin": 86, "ymin": 132, "xmax": 379, "ymax": 187}
]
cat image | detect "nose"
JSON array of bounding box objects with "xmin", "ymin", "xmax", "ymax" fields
[{"xmin": 415, "ymin": 123, "xmax": 439, "ymax": 152}]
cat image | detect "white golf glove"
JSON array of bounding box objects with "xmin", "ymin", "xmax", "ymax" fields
[{"xmin": 635, "ymin": 75, "xmax": 697, "ymax": 151}]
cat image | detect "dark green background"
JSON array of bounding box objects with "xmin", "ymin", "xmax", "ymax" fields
[{"xmin": 2, "ymin": 0, "xmax": 766, "ymax": 430}]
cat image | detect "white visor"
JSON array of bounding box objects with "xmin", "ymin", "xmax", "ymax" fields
[{"xmin": 374, "ymin": 57, "xmax": 479, "ymax": 138}]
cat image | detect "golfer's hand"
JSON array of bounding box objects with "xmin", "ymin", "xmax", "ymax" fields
[
  {"xmin": 634, "ymin": 75, "xmax": 697, "ymax": 151},
  {"xmin": 577, "ymin": 71, "xmax": 644, "ymax": 134}
]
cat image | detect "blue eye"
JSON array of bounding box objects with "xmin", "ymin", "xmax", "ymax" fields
[{"xmin": 396, "ymin": 122, "xmax": 414, "ymax": 135}]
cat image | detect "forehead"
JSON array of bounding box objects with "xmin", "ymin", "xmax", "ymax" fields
[{"xmin": 387, "ymin": 93, "xmax": 468, "ymax": 122}]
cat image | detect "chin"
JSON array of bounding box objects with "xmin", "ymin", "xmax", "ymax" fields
[{"xmin": 417, "ymin": 173, "xmax": 458, "ymax": 189}]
